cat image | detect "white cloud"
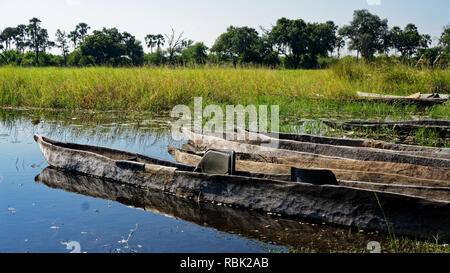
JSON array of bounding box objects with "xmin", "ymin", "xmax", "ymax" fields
[
  {"xmin": 66, "ymin": 0, "xmax": 81, "ymax": 6},
  {"xmin": 367, "ymin": 0, "xmax": 381, "ymax": 5}
]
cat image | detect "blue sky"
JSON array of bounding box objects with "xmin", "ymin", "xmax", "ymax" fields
[{"xmin": 1, "ymin": 0, "xmax": 449, "ymax": 52}]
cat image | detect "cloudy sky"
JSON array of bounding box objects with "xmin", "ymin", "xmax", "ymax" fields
[{"xmin": 1, "ymin": 0, "xmax": 449, "ymax": 52}]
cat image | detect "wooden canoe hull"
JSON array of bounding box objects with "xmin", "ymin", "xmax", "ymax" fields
[
  {"xmin": 34, "ymin": 134, "xmax": 450, "ymax": 241},
  {"xmin": 232, "ymin": 128, "xmax": 450, "ymax": 167},
  {"xmin": 183, "ymin": 129, "xmax": 450, "ymax": 182},
  {"xmin": 355, "ymin": 91, "xmax": 449, "ymax": 106},
  {"xmin": 169, "ymin": 146, "xmax": 450, "ymax": 202},
  {"xmin": 323, "ymin": 120, "xmax": 450, "ymax": 138},
  {"xmin": 251, "ymin": 129, "xmax": 450, "ymax": 158}
]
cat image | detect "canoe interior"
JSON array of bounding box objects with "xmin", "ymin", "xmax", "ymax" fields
[
  {"xmin": 169, "ymin": 146, "xmax": 450, "ymax": 202},
  {"xmin": 38, "ymin": 135, "xmax": 302, "ymax": 182},
  {"xmin": 245, "ymin": 128, "xmax": 450, "ymax": 156},
  {"xmin": 38, "ymin": 135, "xmax": 196, "ymax": 172}
]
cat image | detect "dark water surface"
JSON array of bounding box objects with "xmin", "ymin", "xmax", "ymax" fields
[{"xmin": 0, "ymin": 109, "xmax": 385, "ymax": 253}]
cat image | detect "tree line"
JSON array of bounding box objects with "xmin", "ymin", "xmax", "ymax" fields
[{"xmin": 0, "ymin": 9, "xmax": 449, "ymax": 68}]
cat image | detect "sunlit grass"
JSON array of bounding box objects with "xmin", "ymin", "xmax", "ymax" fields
[{"xmin": 0, "ymin": 64, "xmax": 448, "ymax": 121}]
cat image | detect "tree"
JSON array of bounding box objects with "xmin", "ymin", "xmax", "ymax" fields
[
  {"xmin": 269, "ymin": 18, "xmax": 337, "ymax": 68},
  {"xmin": 154, "ymin": 34, "xmax": 165, "ymax": 51},
  {"xmin": 390, "ymin": 24, "xmax": 430, "ymax": 59},
  {"xmin": 121, "ymin": 31, "xmax": 144, "ymax": 65},
  {"xmin": 145, "ymin": 34, "xmax": 156, "ymax": 53},
  {"xmin": 181, "ymin": 42, "xmax": 208, "ymax": 64},
  {"xmin": 389, "ymin": 26, "xmax": 402, "ymax": 56},
  {"xmin": 439, "ymin": 25, "xmax": 450, "ymax": 53},
  {"xmin": 164, "ymin": 28, "xmax": 186, "ymax": 64},
  {"xmin": 144, "ymin": 50, "xmax": 165, "ymax": 66},
  {"xmin": 145, "ymin": 34, "xmax": 165, "ymax": 53},
  {"xmin": 303, "ymin": 21, "xmax": 337, "ymax": 66},
  {"xmin": 211, "ymin": 26, "xmax": 262, "ymax": 65},
  {"xmin": 80, "ymin": 28, "xmax": 144, "ymax": 66},
  {"xmin": 257, "ymin": 27, "xmax": 281, "ymax": 67},
  {"xmin": 68, "ymin": 30, "xmax": 79, "ymax": 49},
  {"xmin": 26, "ymin": 17, "xmax": 48, "ymax": 65},
  {"xmin": 1, "ymin": 27, "xmax": 17, "ymax": 50},
  {"xmin": 270, "ymin": 18, "xmax": 308, "ymax": 66},
  {"xmin": 67, "ymin": 23, "xmax": 90, "ymax": 49},
  {"xmin": 339, "ymin": 10, "xmax": 389, "ymax": 60},
  {"xmin": 55, "ymin": 29, "xmax": 69, "ymax": 65},
  {"xmin": 76, "ymin": 23, "xmax": 90, "ymax": 42},
  {"xmin": 335, "ymin": 35, "xmax": 345, "ymax": 58},
  {"xmin": 13, "ymin": 24, "xmax": 27, "ymax": 52},
  {"xmin": 38, "ymin": 29, "xmax": 54, "ymax": 53}
]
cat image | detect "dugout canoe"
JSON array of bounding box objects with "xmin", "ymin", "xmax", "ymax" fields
[
  {"xmin": 355, "ymin": 91, "xmax": 449, "ymax": 106},
  {"xmin": 169, "ymin": 146, "xmax": 450, "ymax": 202},
  {"xmin": 249, "ymin": 129, "xmax": 450, "ymax": 158},
  {"xmin": 34, "ymin": 134, "xmax": 450, "ymax": 241},
  {"xmin": 207, "ymin": 128, "xmax": 450, "ymax": 167},
  {"xmin": 323, "ymin": 119, "xmax": 450, "ymax": 138},
  {"xmin": 183, "ymin": 129, "xmax": 450, "ymax": 182}
]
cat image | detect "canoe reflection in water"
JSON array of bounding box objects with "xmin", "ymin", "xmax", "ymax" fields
[{"xmin": 35, "ymin": 167, "xmax": 390, "ymax": 252}]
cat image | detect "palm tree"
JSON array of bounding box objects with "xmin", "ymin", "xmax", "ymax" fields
[{"xmin": 335, "ymin": 35, "xmax": 345, "ymax": 58}]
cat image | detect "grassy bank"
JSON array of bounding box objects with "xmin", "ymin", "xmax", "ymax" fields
[{"xmin": 0, "ymin": 63, "xmax": 448, "ymax": 117}]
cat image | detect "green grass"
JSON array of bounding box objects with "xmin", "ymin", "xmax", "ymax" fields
[
  {"xmin": 0, "ymin": 63, "xmax": 448, "ymax": 145},
  {"xmin": 0, "ymin": 64, "xmax": 448, "ymax": 115}
]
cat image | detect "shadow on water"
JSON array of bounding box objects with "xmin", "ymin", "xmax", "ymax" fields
[{"xmin": 35, "ymin": 167, "xmax": 391, "ymax": 253}]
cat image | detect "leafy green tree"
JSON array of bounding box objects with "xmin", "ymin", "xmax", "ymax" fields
[
  {"xmin": 80, "ymin": 28, "xmax": 144, "ymax": 66},
  {"xmin": 76, "ymin": 23, "xmax": 90, "ymax": 42},
  {"xmin": 339, "ymin": 10, "xmax": 390, "ymax": 60},
  {"xmin": 21, "ymin": 52, "xmax": 37, "ymax": 66},
  {"xmin": 439, "ymin": 25, "xmax": 450, "ymax": 53},
  {"xmin": 144, "ymin": 49, "xmax": 166, "ymax": 66},
  {"xmin": 0, "ymin": 50, "xmax": 22, "ymax": 65},
  {"xmin": 80, "ymin": 28, "xmax": 123, "ymax": 65},
  {"xmin": 145, "ymin": 34, "xmax": 157, "ymax": 53},
  {"xmin": 13, "ymin": 24, "xmax": 27, "ymax": 52},
  {"xmin": 389, "ymin": 26, "xmax": 402, "ymax": 56},
  {"xmin": 38, "ymin": 29, "xmax": 54, "ymax": 53},
  {"xmin": 390, "ymin": 24, "xmax": 430, "ymax": 59},
  {"xmin": 303, "ymin": 21, "xmax": 337, "ymax": 67},
  {"xmin": 121, "ymin": 31, "xmax": 144, "ymax": 65},
  {"xmin": 55, "ymin": 29, "xmax": 69, "ymax": 65},
  {"xmin": 335, "ymin": 35, "xmax": 345, "ymax": 58},
  {"xmin": 1, "ymin": 27, "xmax": 18, "ymax": 50},
  {"xmin": 181, "ymin": 42, "xmax": 208, "ymax": 64},
  {"xmin": 269, "ymin": 18, "xmax": 337, "ymax": 68},
  {"xmin": 68, "ymin": 30, "xmax": 79, "ymax": 48},
  {"xmin": 211, "ymin": 26, "xmax": 262, "ymax": 65},
  {"xmin": 68, "ymin": 23, "xmax": 90, "ymax": 49},
  {"xmin": 26, "ymin": 18, "xmax": 51, "ymax": 65}
]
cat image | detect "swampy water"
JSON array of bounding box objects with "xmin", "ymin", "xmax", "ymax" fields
[{"xmin": 0, "ymin": 109, "xmax": 389, "ymax": 253}]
